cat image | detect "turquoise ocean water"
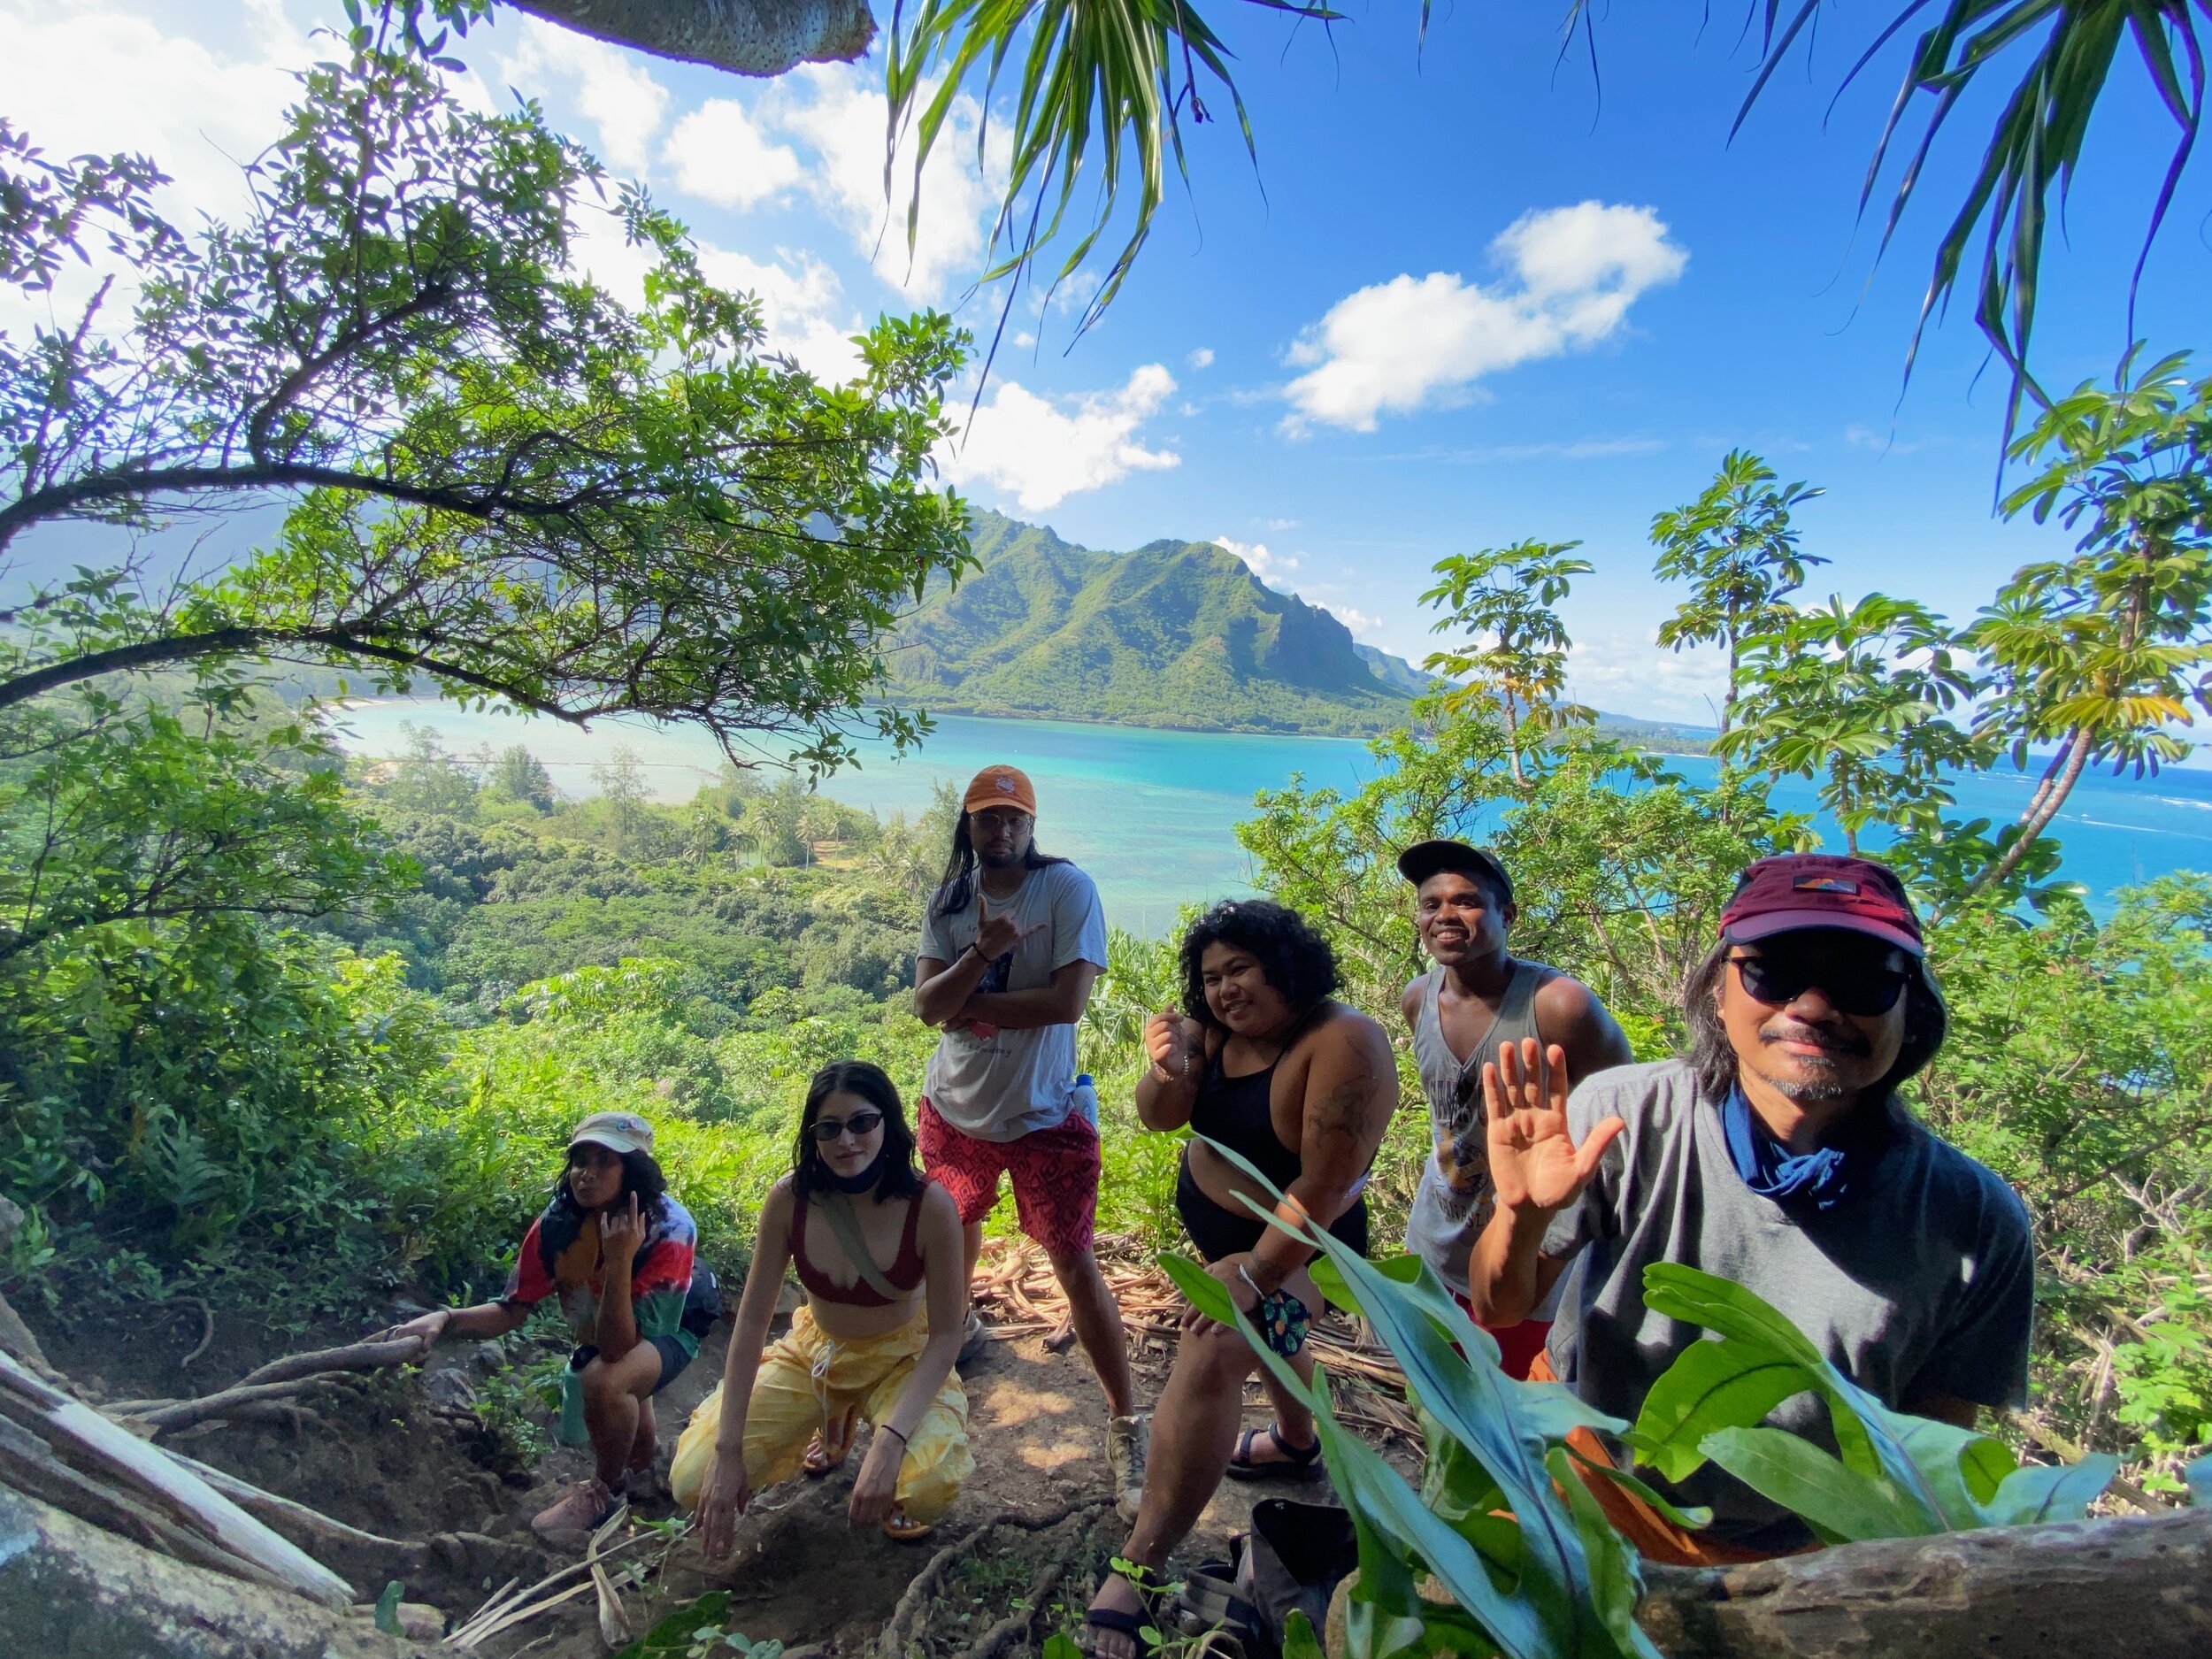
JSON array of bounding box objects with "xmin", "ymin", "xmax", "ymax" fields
[{"xmin": 326, "ymin": 701, "xmax": 2212, "ymax": 935}]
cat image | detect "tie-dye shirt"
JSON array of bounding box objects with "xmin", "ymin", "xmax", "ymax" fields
[{"xmin": 499, "ymin": 1188, "xmax": 700, "ymax": 1348}]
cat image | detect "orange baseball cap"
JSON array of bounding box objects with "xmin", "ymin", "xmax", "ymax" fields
[{"xmin": 963, "ymin": 764, "xmax": 1037, "ymax": 816}]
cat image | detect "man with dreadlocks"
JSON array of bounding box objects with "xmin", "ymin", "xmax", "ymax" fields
[
  {"xmin": 911, "ymin": 764, "xmax": 1141, "ymax": 1518},
  {"xmin": 1464, "ymin": 853, "xmax": 2033, "ymax": 1564}
]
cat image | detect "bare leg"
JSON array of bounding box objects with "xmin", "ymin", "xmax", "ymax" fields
[
  {"xmin": 579, "ymin": 1343, "xmax": 664, "ymax": 1491},
  {"xmin": 1243, "ymin": 1349, "xmax": 1318, "ymax": 1463},
  {"xmin": 963, "ymin": 1219, "xmax": 985, "ymax": 1286},
  {"xmin": 1085, "ymin": 1322, "xmax": 1252, "ymax": 1658},
  {"xmin": 1048, "ymin": 1248, "xmax": 1134, "ymax": 1418}
]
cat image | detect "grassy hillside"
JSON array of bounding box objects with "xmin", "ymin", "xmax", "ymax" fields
[{"xmin": 886, "ymin": 512, "xmax": 1416, "ymax": 735}]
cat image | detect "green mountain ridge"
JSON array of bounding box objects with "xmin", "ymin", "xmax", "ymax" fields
[
  {"xmin": 882, "ymin": 512, "xmax": 1717, "ymax": 749},
  {"xmin": 886, "ymin": 511, "xmax": 1417, "ymax": 736}
]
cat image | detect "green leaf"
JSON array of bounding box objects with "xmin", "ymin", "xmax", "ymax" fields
[
  {"xmin": 1979, "ymin": 1455, "xmax": 2119, "ymax": 1525},
  {"xmin": 1280, "ymin": 1611, "xmax": 1324, "ymax": 1659},
  {"xmin": 373, "ymin": 1580, "xmax": 404, "ymax": 1636},
  {"xmin": 1628, "ymin": 1334, "xmax": 1818, "ymax": 1483},
  {"xmin": 1563, "ymin": 1447, "xmax": 1714, "ymax": 1532},
  {"xmin": 1699, "ymin": 1427, "xmax": 1939, "ymax": 1543}
]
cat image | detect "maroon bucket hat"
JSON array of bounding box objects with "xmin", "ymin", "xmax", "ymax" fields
[{"xmin": 1718, "ymin": 854, "xmax": 1924, "ymax": 956}]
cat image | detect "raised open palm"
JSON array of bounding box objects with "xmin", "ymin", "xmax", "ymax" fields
[{"xmin": 1482, "ymin": 1037, "xmax": 1624, "ymax": 1214}]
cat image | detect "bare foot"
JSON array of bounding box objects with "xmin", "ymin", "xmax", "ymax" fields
[{"xmin": 1081, "ymin": 1572, "xmax": 1148, "ymax": 1659}]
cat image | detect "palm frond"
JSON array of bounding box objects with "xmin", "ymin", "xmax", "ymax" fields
[
  {"xmin": 1745, "ymin": 0, "xmax": 2208, "ymax": 447},
  {"xmin": 887, "ymin": 0, "xmax": 1340, "ymax": 365}
]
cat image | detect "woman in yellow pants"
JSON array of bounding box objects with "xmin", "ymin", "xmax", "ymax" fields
[{"xmin": 672, "ymin": 1061, "xmax": 972, "ymax": 1545}]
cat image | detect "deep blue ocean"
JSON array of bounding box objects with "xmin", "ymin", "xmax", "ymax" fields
[{"xmin": 327, "ymin": 702, "xmax": 2212, "ymax": 935}]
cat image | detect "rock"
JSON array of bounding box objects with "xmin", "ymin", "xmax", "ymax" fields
[
  {"xmin": 471, "ymin": 1341, "xmax": 508, "ymax": 1372},
  {"xmin": 423, "ymin": 1367, "xmax": 478, "ymax": 1410}
]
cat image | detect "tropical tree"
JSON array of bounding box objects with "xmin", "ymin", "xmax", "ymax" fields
[
  {"xmin": 1417, "ymin": 541, "xmax": 1594, "ymax": 789},
  {"xmin": 0, "ymin": 33, "xmax": 971, "ymax": 772},
  {"xmin": 489, "ymin": 744, "xmax": 557, "ymax": 811},
  {"xmin": 1717, "ymin": 594, "xmax": 1985, "ymax": 858},
  {"xmin": 1650, "ymin": 451, "xmax": 1826, "ymax": 737},
  {"xmin": 1962, "ymin": 351, "xmax": 2212, "ymax": 900}
]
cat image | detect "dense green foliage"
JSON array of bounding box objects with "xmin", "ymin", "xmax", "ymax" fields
[
  {"xmin": 0, "ymin": 27, "xmax": 971, "ymax": 772},
  {"xmin": 888, "ymin": 511, "xmax": 1417, "ymax": 735}
]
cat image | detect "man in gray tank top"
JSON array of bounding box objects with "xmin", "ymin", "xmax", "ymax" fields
[{"xmin": 1396, "ymin": 840, "xmax": 1633, "ymax": 1376}]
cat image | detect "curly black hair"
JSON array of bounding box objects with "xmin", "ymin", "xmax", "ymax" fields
[
  {"xmin": 558, "ymin": 1146, "xmax": 668, "ymax": 1214},
  {"xmin": 1179, "ymin": 898, "xmax": 1340, "ymax": 1031}
]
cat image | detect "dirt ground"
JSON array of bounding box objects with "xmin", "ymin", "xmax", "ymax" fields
[{"xmin": 24, "ymin": 1266, "xmax": 1413, "ymax": 1659}]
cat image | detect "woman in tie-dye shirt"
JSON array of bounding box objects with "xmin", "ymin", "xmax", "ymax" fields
[{"xmin": 388, "ymin": 1111, "xmax": 718, "ymax": 1541}]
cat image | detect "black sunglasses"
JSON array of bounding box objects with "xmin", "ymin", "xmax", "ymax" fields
[
  {"xmin": 1729, "ymin": 950, "xmax": 1909, "ymax": 1018},
  {"xmin": 811, "ymin": 1110, "xmax": 885, "ymax": 1143}
]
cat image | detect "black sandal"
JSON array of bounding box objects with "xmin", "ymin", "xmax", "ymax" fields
[
  {"xmin": 1225, "ymin": 1422, "xmax": 1325, "ymax": 1482},
  {"xmin": 1081, "ymin": 1563, "xmax": 1164, "ymax": 1659}
]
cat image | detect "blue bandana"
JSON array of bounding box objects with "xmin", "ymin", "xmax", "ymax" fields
[{"xmin": 1721, "ymin": 1087, "xmax": 1891, "ymax": 1214}]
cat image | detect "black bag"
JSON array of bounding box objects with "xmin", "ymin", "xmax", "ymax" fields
[{"xmin": 1231, "ymin": 1501, "xmax": 1360, "ymax": 1659}]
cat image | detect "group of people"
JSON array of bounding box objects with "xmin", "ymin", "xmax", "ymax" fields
[{"xmin": 391, "ymin": 762, "xmax": 2034, "ymax": 1646}]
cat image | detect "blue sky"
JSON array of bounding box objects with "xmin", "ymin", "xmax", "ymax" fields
[{"xmin": 4, "ymin": 0, "xmax": 2206, "ymax": 727}]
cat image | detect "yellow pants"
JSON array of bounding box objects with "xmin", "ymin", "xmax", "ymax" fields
[{"xmin": 670, "ymin": 1307, "xmax": 972, "ymax": 1525}]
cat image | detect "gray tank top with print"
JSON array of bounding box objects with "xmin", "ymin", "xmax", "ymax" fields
[{"xmin": 1402, "ymin": 960, "xmax": 1563, "ymax": 1301}]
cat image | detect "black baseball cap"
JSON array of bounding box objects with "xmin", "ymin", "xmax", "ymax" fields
[{"xmin": 1395, "ymin": 840, "xmax": 1513, "ymax": 903}]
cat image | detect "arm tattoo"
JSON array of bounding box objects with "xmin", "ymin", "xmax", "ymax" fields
[{"xmin": 1310, "ymin": 1076, "xmax": 1383, "ymax": 1149}]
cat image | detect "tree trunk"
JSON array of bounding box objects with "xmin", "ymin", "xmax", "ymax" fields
[
  {"xmin": 1634, "ymin": 1506, "xmax": 2212, "ymax": 1659},
  {"xmin": 0, "ymin": 1486, "xmax": 416, "ymax": 1659},
  {"xmin": 1966, "ymin": 725, "xmax": 2092, "ymax": 900},
  {"xmin": 1324, "ymin": 1509, "xmax": 2212, "ymax": 1659},
  {"xmin": 509, "ymin": 0, "xmax": 874, "ymax": 78}
]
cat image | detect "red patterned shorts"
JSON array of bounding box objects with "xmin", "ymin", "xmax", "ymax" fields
[{"xmin": 918, "ymin": 1097, "xmax": 1101, "ymax": 1259}]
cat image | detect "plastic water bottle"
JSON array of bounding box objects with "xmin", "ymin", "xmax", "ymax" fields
[{"xmin": 1071, "ymin": 1073, "xmax": 1099, "ymax": 1130}]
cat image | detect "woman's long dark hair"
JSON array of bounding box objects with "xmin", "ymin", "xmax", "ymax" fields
[
  {"xmin": 932, "ymin": 814, "xmax": 1067, "ymax": 918},
  {"xmin": 1179, "ymin": 899, "xmax": 1340, "ymax": 1033},
  {"xmin": 791, "ymin": 1060, "xmax": 926, "ymax": 1202},
  {"xmin": 1684, "ymin": 940, "xmax": 1948, "ymax": 1106}
]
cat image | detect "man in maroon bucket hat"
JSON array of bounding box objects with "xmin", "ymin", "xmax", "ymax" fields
[{"xmin": 1463, "ymin": 852, "xmax": 2032, "ymax": 1564}]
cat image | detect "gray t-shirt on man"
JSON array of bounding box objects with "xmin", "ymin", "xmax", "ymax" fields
[
  {"xmin": 918, "ymin": 861, "xmax": 1108, "ymax": 1143},
  {"xmin": 1542, "ymin": 1058, "xmax": 2034, "ymax": 1549}
]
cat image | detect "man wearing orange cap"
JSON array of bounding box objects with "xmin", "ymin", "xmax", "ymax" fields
[{"xmin": 913, "ymin": 765, "xmax": 1141, "ymax": 1517}]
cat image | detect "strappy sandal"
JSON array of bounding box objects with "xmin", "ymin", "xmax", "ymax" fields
[
  {"xmin": 1080, "ymin": 1562, "xmax": 1164, "ymax": 1659},
  {"xmin": 803, "ymin": 1408, "xmax": 857, "ymax": 1478},
  {"xmin": 881, "ymin": 1504, "xmax": 933, "ymax": 1542},
  {"xmin": 1225, "ymin": 1422, "xmax": 1325, "ymax": 1482}
]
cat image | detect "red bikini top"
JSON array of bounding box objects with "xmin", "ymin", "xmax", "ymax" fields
[{"xmin": 792, "ymin": 1182, "xmax": 929, "ymax": 1307}]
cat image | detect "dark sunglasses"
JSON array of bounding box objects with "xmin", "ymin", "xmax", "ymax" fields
[
  {"xmin": 1729, "ymin": 951, "xmax": 1909, "ymax": 1018},
  {"xmin": 811, "ymin": 1110, "xmax": 885, "ymax": 1143}
]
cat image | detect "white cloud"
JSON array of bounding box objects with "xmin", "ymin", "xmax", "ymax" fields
[
  {"xmin": 1263, "ymin": 517, "xmax": 1300, "ymax": 531},
  {"xmin": 663, "ymin": 99, "xmax": 803, "ymax": 210},
  {"xmin": 0, "ymin": 1, "xmax": 302, "ymax": 226},
  {"xmin": 497, "ymin": 15, "xmax": 670, "ymax": 176},
  {"xmin": 761, "ymin": 64, "xmax": 1006, "ymax": 303},
  {"xmin": 1188, "ymin": 347, "xmax": 1216, "ymax": 370},
  {"xmin": 697, "ymin": 246, "xmax": 864, "ymax": 382},
  {"xmin": 1323, "ymin": 602, "xmax": 1385, "ymax": 636},
  {"xmin": 1567, "ymin": 630, "xmax": 1727, "ymax": 725},
  {"xmin": 1213, "ymin": 535, "xmax": 1300, "ymax": 587},
  {"xmin": 565, "ymin": 207, "xmax": 864, "ymax": 383},
  {"xmin": 941, "ymin": 365, "xmax": 1179, "ymax": 511},
  {"xmin": 1282, "ymin": 202, "xmax": 1686, "ymax": 433}
]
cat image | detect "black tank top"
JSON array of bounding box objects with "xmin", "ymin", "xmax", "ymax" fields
[{"xmin": 1188, "ymin": 1024, "xmax": 1311, "ymax": 1190}]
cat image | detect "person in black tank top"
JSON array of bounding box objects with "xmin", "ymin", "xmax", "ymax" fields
[{"xmin": 1084, "ymin": 902, "xmax": 1397, "ymax": 1659}]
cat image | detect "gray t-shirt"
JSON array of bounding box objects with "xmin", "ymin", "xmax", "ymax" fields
[
  {"xmin": 1542, "ymin": 1058, "xmax": 2034, "ymax": 1549},
  {"xmin": 918, "ymin": 862, "xmax": 1108, "ymax": 1143}
]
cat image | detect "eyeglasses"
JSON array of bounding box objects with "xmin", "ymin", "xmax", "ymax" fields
[
  {"xmin": 811, "ymin": 1110, "xmax": 885, "ymax": 1143},
  {"xmin": 1728, "ymin": 951, "xmax": 1909, "ymax": 1018}
]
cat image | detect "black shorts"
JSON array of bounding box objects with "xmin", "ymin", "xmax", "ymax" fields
[
  {"xmin": 1175, "ymin": 1153, "xmax": 1369, "ymax": 1264},
  {"xmin": 567, "ymin": 1332, "xmax": 697, "ymax": 1395}
]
